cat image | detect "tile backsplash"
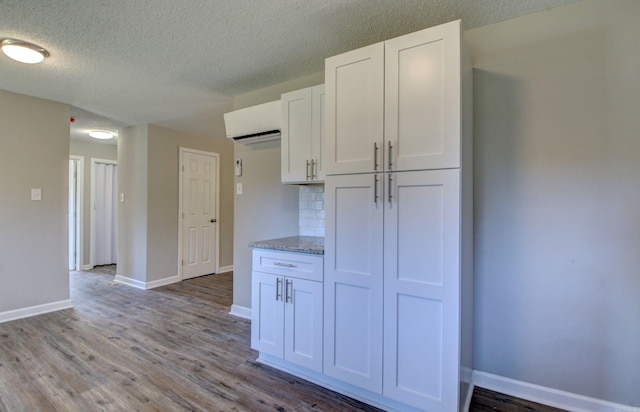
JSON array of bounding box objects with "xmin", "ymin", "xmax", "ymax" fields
[{"xmin": 299, "ymin": 185, "xmax": 325, "ymax": 237}]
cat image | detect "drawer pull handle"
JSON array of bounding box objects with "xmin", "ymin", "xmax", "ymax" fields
[{"xmin": 273, "ymin": 262, "xmax": 296, "ymax": 268}]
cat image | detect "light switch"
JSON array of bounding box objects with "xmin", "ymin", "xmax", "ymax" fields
[
  {"xmin": 236, "ymin": 183, "xmax": 243, "ymax": 195},
  {"xmin": 31, "ymin": 188, "xmax": 42, "ymax": 201},
  {"xmin": 120, "ymin": 193, "xmax": 125, "ymax": 202}
]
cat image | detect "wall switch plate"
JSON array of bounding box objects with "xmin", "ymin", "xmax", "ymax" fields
[
  {"xmin": 31, "ymin": 188, "xmax": 42, "ymax": 201},
  {"xmin": 120, "ymin": 193, "xmax": 125, "ymax": 202},
  {"xmin": 235, "ymin": 159, "xmax": 242, "ymax": 177},
  {"xmin": 236, "ymin": 183, "xmax": 243, "ymax": 195}
]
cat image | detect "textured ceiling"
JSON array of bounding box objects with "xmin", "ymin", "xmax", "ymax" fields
[{"xmin": 0, "ymin": 0, "xmax": 580, "ymax": 141}]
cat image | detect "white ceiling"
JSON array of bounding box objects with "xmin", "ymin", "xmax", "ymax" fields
[{"xmin": 0, "ymin": 0, "xmax": 580, "ymax": 143}]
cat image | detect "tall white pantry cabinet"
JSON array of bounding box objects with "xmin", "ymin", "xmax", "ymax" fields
[{"xmin": 324, "ymin": 20, "xmax": 473, "ymax": 412}]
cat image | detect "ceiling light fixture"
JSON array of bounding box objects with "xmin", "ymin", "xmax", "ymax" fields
[
  {"xmin": 1, "ymin": 39, "xmax": 49, "ymax": 64},
  {"xmin": 89, "ymin": 130, "xmax": 114, "ymax": 140}
]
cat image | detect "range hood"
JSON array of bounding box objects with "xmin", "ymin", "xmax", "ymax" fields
[{"xmin": 223, "ymin": 100, "xmax": 281, "ymax": 144}]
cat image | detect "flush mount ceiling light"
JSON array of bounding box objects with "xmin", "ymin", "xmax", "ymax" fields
[
  {"xmin": 89, "ymin": 130, "xmax": 114, "ymax": 140},
  {"xmin": 1, "ymin": 39, "xmax": 49, "ymax": 64}
]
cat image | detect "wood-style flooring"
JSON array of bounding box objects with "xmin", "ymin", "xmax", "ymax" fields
[{"xmin": 0, "ymin": 266, "xmax": 564, "ymax": 411}]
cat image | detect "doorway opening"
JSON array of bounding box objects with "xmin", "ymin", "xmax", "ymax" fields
[
  {"xmin": 91, "ymin": 158, "xmax": 118, "ymax": 268},
  {"xmin": 69, "ymin": 156, "xmax": 84, "ymax": 271}
]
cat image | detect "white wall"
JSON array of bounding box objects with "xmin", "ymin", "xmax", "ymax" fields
[
  {"xmin": 466, "ymin": 0, "xmax": 640, "ymax": 406},
  {"xmin": 232, "ymin": 72, "xmax": 324, "ymax": 309},
  {"xmin": 69, "ymin": 140, "xmax": 117, "ymax": 268},
  {"xmin": 0, "ymin": 90, "xmax": 70, "ymax": 313}
]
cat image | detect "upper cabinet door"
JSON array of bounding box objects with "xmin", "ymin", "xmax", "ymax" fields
[
  {"xmin": 325, "ymin": 43, "xmax": 384, "ymax": 175},
  {"xmin": 281, "ymin": 87, "xmax": 313, "ymax": 183},
  {"xmin": 311, "ymin": 84, "xmax": 325, "ymax": 181},
  {"xmin": 385, "ymin": 21, "xmax": 461, "ymax": 171}
]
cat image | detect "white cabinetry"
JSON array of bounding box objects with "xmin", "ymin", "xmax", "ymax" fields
[
  {"xmin": 323, "ymin": 173, "xmax": 384, "ymax": 393},
  {"xmin": 325, "ymin": 22, "xmax": 461, "ymax": 175},
  {"xmin": 281, "ymin": 85, "xmax": 325, "ymax": 183},
  {"xmin": 324, "ymin": 20, "xmax": 472, "ymax": 412},
  {"xmin": 251, "ymin": 249, "xmax": 323, "ymax": 372}
]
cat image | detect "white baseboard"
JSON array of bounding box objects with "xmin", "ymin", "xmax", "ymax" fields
[
  {"xmin": 473, "ymin": 371, "xmax": 640, "ymax": 412},
  {"xmin": 115, "ymin": 275, "xmax": 180, "ymax": 290},
  {"xmin": 229, "ymin": 304, "xmax": 251, "ymax": 320},
  {"xmin": 82, "ymin": 264, "xmax": 93, "ymax": 270},
  {"xmin": 146, "ymin": 275, "xmax": 180, "ymax": 289},
  {"xmin": 0, "ymin": 299, "xmax": 73, "ymax": 324},
  {"xmin": 218, "ymin": 265, "xmax": 233, "ymax": 274}
]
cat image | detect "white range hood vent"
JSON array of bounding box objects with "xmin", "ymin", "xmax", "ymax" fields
[{"xmin": 223, "ymin": 100, "xmax": 281, "ymax": 144}]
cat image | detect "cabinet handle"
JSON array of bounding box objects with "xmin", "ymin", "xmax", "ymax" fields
[
  {"xmin": 285, "ymin": 279, "xmax": 292, "ymax": 303},
  {"xmin": 388, "ymin": 173, "xmax": 393, "ymax": 204},
  {"xmin": 373, "ymin": 142, "xmax": 379, "ymax": 171},
  {"xmin": 306, "ymin": 160, "xmax": 310, "ymax": 180},
  {"xmin": 276, "ymin": 277, "xmax": 282, "ymax": 301},
  {"xmin": 374, "ymin": 174, "xmax": 379, "ymax": 204},
  {"xmin": 273, "ymin": 262, "xmax": 297, "ymax": 268},
  {"xmin": 388, "ymin": 141, "xmax": 394, "ymax": 170},
  {"xmin": 311, "ymin": 159, "xmax": 316, "ymax": 180}
]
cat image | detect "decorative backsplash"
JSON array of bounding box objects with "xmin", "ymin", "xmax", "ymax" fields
[{"xmin": 299, "ymin": 185, "xmax": 325, "ymax": 237}]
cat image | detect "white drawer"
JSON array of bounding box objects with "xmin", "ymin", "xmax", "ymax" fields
[{"xmin": 252, "ymin": 249, "xmax": 323, "ymax": 282}]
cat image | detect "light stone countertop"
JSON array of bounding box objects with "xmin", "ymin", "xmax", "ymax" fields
[{"xmin": 249, "ymin": 235, "xmax": 324, "ymax": 255}]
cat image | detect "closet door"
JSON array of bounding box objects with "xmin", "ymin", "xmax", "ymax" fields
[
  {"xmin": 383, "ymin": 169, "xmax": 461, "ymax": 411},
  {"xmin": 384, "ymin": 21, "xmax": 461, "ymax": 171},
  {"xmin": 324, "ymin": 174, "xmax": 384, "ymax": 393},
  {"xmin": 325, "ymin": 43, "xmax": 384, "ymax": 175}
]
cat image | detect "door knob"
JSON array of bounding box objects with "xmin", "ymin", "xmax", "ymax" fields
[{"xmin": 210, "ymin": 219, "xmax": 217, "ymax": 223}]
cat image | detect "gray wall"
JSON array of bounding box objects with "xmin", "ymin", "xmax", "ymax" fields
[
  {"xmin": 467, "ymin": 0, "xmax": 639, "ymax": 406},
  {"xmin": 117, "ymin": 125, "xmax": 149, "ymax": 282},
  {"xmin": 146, "ymin": 123, "xmax": 235, "ymax": 282},
  {"xmin": 0, "ymin": 90, "xmax": 70, "ymax": 312},
  {"xmin": 69, "ymin": 140, "xmax": 118, "ymax": 268},
  {"xmin": 117, "ymin": 123, "xmax": 235, "ymax": 283},
  {"xmin": 232, "ymin": 72, "xmax": 324, "ymax": 309}
]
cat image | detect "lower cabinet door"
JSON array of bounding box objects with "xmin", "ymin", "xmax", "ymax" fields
[
  {"xmin": 284, "ymin": 278, "xmax": 323, "ymax": 372},
  {"xmin": 383, "ymin": 169, "xmax": 461, "ymax": 411},
  {"xmin": 324, "ymin": 174, "xmax": 384, "ymax": 393},
  {"xmin": 251, "ymin": 272, "xmax": 284, "ymax": 357}
]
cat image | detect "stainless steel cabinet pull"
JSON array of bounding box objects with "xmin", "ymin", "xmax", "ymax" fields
[
  {"xmin": 374, "ymin": 174, "xmax": 379, "ymax": 204},
  {"xmin": 311, "ymin": 159, "xmax": 317, "ymax": 179},
  {"xmin": 276, "ymin": 277, "xmax": 282, "ymax": 301},
  {"xmin": 273, "ymin": 262, "xmax": 296, "ymax": 268},
  {"xmin": 388, "ymin": 173, "xmax": 393, "ymax": 204},
  {"xmin": 285, "ymin": 279, "xmax": 292, "ymax": 303},
  {"xmin": 374, "ymin": 142, "xmax": 379, "ymax": 171},
  {"xmin": 388, "ymin": 141, "xmax": 394, "ymax": 170},
  {"xmin": 306, "ymin": 160, "xmax": 310, "ymax": 180}
]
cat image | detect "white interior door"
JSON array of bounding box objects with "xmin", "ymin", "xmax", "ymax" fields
[
  {"xmin": 92, "ymin": 160, "xmax": 118, "ymax": 266},
  {"xmin": 181, "ymin": 149, "xmax": 218, "ymax": 280}
]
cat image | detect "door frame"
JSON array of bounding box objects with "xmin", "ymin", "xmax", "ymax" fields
[
  {"xmin": 177, "ymin": 147, "xmax": 220, "ymax": 280},
  {"xmin": 69, "ymin": 155, "xmax": 84, "ymax": 271},
  {"xmin": 90, "ymin": 157, "xmax": 118, "ymax": 268}
]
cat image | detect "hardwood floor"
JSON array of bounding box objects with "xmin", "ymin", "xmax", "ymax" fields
[{"xmin": 0, "ymin": 266, "xmax": 564, "ymax": 411}]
